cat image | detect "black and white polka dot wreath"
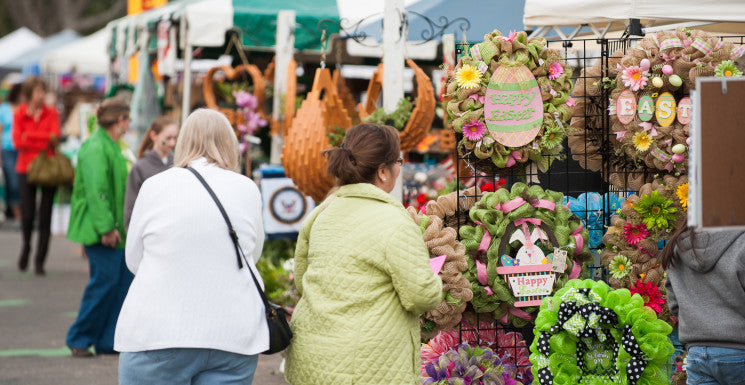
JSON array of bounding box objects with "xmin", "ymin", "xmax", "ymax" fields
[{"xmin": 529, "ymin": 279, "xmax": 673, "ymax": 385}]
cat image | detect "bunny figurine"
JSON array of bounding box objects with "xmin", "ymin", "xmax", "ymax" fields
[{"xmin": 509, "ymin": 226, "xmax": 548, "ymax": 266}]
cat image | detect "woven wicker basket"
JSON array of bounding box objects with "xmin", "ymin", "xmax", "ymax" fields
[
  {"xmin": 358, "ymin": 59, "xmax": 436, "ymax": 152},
  {"xmin": 202, "ymin": 64, "xmax": 267, "ymax": 131},
  {"xmin": 281, "ymin": 68, "xmax": 353, "ymax": 201}
]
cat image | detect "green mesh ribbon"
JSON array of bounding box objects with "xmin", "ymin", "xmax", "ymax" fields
[
  {"xmin": 459, "ymin": 183, "xmax": 591, "ymax": 327},
  {"xmin": 529, "ymin": 279, "xmax": 674, "ymax": 385}
]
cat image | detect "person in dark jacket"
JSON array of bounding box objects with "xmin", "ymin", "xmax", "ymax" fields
[
  {"xmin": 123, "ymin": 116, "xmax": 178, "ymax": 229},
  {"xmin": 661, "ymin": 224, "xmax": 745, "ymax": 385}
]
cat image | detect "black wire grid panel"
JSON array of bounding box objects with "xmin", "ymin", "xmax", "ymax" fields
[{"xmin": 447, "ymin": 35, "xmax": 745, "ymax": 378}]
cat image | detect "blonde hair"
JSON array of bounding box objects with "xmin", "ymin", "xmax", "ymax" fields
[{"xmin": 174, "ymin": 109, "xmax": 239, "ymax": 171}]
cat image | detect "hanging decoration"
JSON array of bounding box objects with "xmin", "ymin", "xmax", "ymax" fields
[
  {"xmin": 444, "ymin": 30, "xmax": 575, "ymax": 174},
  {"xmin": 281, "ymin": 68, "xmax": 353, "ymax": 201},
  {"xmin": 529, "ymin": 279, "xmax": 674, "ymax": 385},
  {"xmin": 458, "ymin": 183, "xmax": 591, "ymax": 327},
  {"xmin": 358, "ymin": 59, "xmax": 436, "ymax": 152},
  {"xmin": 608, "ymin": 29, "xmax": 744, "ymax": 177},
  {"xmin": 600, "ymin": 175, "xmax": 688, "ymax": 326},
  {"xmin": 408, "ymin": 206, "xmax": 473, "ymax": 338}
]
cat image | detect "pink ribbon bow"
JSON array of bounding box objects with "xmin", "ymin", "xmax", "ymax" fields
[
  {"xmin": 615, "ymin": 130, "xmax": 627, "ymax": 140},
  {"xmin": 468, "ymin": 93, "xmax": 486, "ymax": 104},
  {"xmin": 571, "ymin": 223, "xmax": 584, "ymax": 256},
  {"xmin": 639, "ymin": 122, "xmax": 658, "ymax": 137},
  {"xmin": 504, "ymin": 150, "xmax": 522, "ymax": 168},
  {"xmin": 475, "ymin": 260, "xmax": 494, "ymax": 295}
]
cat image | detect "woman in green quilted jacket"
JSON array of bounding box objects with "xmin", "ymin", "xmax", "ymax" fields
[
  {"xmin": 65, "ymin": 98, "xmax": 134, "ymax": 357},
  {"xmin": 285, "ymin": 124, "xmax": 442, "ymax": 384}
]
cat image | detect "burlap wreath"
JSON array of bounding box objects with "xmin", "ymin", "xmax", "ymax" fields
[
  {"xmin": 600, "ymin": 175, "xmax": 688, "ymax": 326},
  {"xmin": 459, "ymin": 183, "xmax": 592, "ymax": 327},
  {"xmin": 408, "ymin": 190, "xmax": 477, "ymax": 337},
  {"xmin": 609, "ymin": 29, "xmax": 743, "ymax": 176},
  {"xmin": 445, "ymin": 30, "xmax": 575, "ymax": 174},
  {"xmin": 568, "ymin": 50, "xmax": 654, "ymax": 192}
]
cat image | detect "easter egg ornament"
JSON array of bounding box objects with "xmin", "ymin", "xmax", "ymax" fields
[
  {"xmin": 616, "ymin": 90, "xmax": 637, "ymax": 124},
  {"xmin": 484, "ymin": 64, "xmax": 544, "ymax": 147},
  {"xmin": 655, "ymin": 92, "xmax": 677, "ymax": 127},
  {"xmin": 637, "ymin": 95, "xmax": 655, "ymax": 121}
]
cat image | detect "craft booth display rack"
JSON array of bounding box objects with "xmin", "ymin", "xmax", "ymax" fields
[{"xmin": 437, "ymin": 32, "xmax": 745, "ymax": 384}]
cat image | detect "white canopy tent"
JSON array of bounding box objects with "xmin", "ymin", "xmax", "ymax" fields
[
  {"xmin": 41, "ymin": 29, "xmax": 109, "ymax": 75},
  {"xmin": 524, "ymin": 0, "xmax": 745, "ymax": 39},
  {"xmin": 0, "ymin": 27, "xmax": 43, "ymax": 67}
]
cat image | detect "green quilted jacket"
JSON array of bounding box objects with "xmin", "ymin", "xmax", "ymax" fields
[
  {"xmin": 67, "ymin": 128, "xmax": 128, "ymax": 248},
  {"xmin": 285, "ymin": 183, "xmax": 442, "ymax": 385}
]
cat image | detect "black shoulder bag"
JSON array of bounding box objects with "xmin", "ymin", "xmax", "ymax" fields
[{"xmin": 186, "ymin": 166, "xmax": 292, "ymax": 355}]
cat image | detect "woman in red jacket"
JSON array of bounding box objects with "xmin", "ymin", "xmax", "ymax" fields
[{"xmin": 12, "ymin": 77, "xmax": 60, "ymax": 275}]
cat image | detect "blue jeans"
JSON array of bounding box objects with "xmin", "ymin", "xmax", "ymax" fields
[
  {"xmin": 66, "ymin": 244, "xmax": 133, "ymax": 353},
  {"xmin": 119, "ymin": 348, "xmax": 258, "ymax": 385},
  {"xmin": 1, "ymin": 149, "xmax": 19, "ymax": 206},
  {"xmin": 687, "ymin": 346, "xmax": 745, "ymax": 385}
]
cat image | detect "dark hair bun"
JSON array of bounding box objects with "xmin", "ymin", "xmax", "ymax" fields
[{"xmin": 324, "ymin": 124, "xmax": 400, "ymax": 186}]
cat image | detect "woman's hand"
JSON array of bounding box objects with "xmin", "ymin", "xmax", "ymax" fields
[{"xmin": 101, "ymin": 229, "xmax": 122, "ymax": 248}]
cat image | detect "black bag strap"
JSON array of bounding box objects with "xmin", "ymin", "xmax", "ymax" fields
[{"xmin": 185, "ymin": 166, "xmax": 271, "ymax": 310}]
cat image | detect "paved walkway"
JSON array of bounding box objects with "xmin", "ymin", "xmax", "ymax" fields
[{"xmin": 0, "ymin": 228, "xmax": 288, "ymax": 385}]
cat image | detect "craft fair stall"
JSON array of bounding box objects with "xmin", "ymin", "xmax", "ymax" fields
[{"xmin": 404, "ymin": 19, "xmax": 745, "ymax": 384}]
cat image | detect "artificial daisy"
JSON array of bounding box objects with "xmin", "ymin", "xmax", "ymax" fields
[
  {"xmin": 715, "ymin": 60, "xmax": 743, "ymax": 77},
  {"xmin": 621, "ymin": 66, "xmax": 649, "ymax": 91},
  {"xmin": 462, "ymin": 120, "xmax": 487, "ymax": 141},
  {"xmin": 677, "ymin": 183, "xmax": 689, "ymax": 210},
  {"xmin": 541, "ymin": 126, "xmax": 564, "ymax": 150},
  {"xmin": 634, "ymin": 191, "xmax": 678, "ymax": 230},
  {"xmin": 455, "ymin": 64, "xmax": 482, "ymax": 89},
  {"xmin": 548, "ymin": 62, "xmax": 564, "ymax": 80},
  {"xmin": 609, "ymin": 255, "xmax": 631, "ymax": 279},
  {"xmin": 632, "ymin": 131, "xmax": 653, "ymax": 152},
  {"xmin": 623, "ymin": 222, "xmax": 649, "ymax": 245},
  {"xmin": 629, "ymin": 280, "xmax": 665, "ymax": 313}
]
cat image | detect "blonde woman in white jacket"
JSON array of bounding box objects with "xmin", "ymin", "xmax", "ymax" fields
[{"xmin": 116, "ymin": 109, "xmax": 268, "ymax": 384}]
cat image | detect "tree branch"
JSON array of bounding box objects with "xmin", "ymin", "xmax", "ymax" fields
[{"xmin": 74, "ymin": 1, "xmax": 125, "ymax": 32}]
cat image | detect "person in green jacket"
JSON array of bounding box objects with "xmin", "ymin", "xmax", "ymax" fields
[
  {"xmin": 285, "ymin": 124, "xmax": 443, "ymax": 385},
  {"xmin": 66, "ymin": 98, "xmax": 134, "ymax": 357}
]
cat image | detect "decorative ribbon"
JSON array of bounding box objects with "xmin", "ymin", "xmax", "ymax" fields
[
  {"xmin": 692, "ymin": 58, "xmax": 702, "ymax": 66},
  {"xmin": 468, "ymin": 93, "xmax": 486, "ymax": 104},
  {"xmin": 692, "ymin": 38, "xmax": 713, "ymax": 55},
  {"xmin": 474, "ymin": 221, "xmax": 492, "ymax": 254},
  {"xmin": 477, "ymin": 61, "xmax": 488, "ymax": 74},
  {"xmin": 615, "ymin": 130, "xmax": 627, "ymax": 140},
  {"xmin": 497, "ymin": 197, "xmax": 526, "ymax": 213},
  {"xmin": 470, "ymin": 45, "xmax": 482, "ymax": 61},
  {"xmin": 514, "ymin": 218, "xmax": 546, "ymax": 247},
  {"xmin": 504, "ymin": 150, "xmax": 522, "ymax": 168},
  {"xmin": 639, "ymin": 122, "xmax": 658, "ymax": 137},
  {"xmin": 530, "ymin": 199, "xmax": 556, "ymax": 211},
  {"xmin": 731, "ymin": 45, "xmax": 745, "ymax": 59},
  {"xmin": 571, "ymin": 223, "xmax": 584, "ymax": 256},
  {"xmin": 499, "ymin": 307, "xmax": 534, "ymax": 323},
  {"xmin": 682, "ymin": 53, "xmax": 692, "ymax": 61},
  {"xmin": 661, "ymin": 52, "xmax": 677, "ymax": 62},
  {"xmin": 683, "ymin": 38, "xmax": 693, "ymax": 48},
  {"xmin": 650, "ymin": 147, "xmax": 673, "ymax": 172},
  {"xmin": 714, "ymin": 40, "xmax": 724, "ymax": 51},
  {"xmin": 568, "ymin": 259, "xmax": 582, "ymax": 279},
  {"xmin": 650, "ymin": 33, "xmax": 660, "ymax": 48},
  {"xmin": 660, "ymin": 38, "xmax": 683, "ymax": 50},
  {"xmin": 475, "ymin": 260, "xmax": 494, "ymax": 295},
  {"xmin": 552, "ymin": 110, "xmax": 567, "ymax": 134}
]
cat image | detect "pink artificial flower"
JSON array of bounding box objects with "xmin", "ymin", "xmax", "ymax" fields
[
  {"xmin": 462, "ymin": 120, "xmax": 486, "ymax": 141},
  {"xmin": 468, "ymin": 93, "xmax": 486, "ymax": 104},
  {"xmin": 548, "ymin": 62, "xmax": 564, "ymax": 80},
  {"xmin": 233, "ymin": 90, "xmax": 258, "ymax": 109},
  {"xmin": 623, "ymin": 222, "xmax": 650, "ymax": 245},
  {"xmin": 621, "ymin": 66, "xmax": 649, "ymax": 91},
  {"xmin": 421, "ymin": 329, "xmax": 460, "ymax": 376},
  {"xmin": 499, "ymin": 30, "xmax": 518, "ymax": 43}
]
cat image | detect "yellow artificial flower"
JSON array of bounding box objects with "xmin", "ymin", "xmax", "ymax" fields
[
  {"xmin": 633, "ymin": 131, "xmax": 652, "ymax": 152},
  {"xmin": 677, "ymin": 183, "xmax": 689, "ymax": 210},
  {"xmin": 455, "ymin": 64, "xmax": 482, "ymax": 89}
]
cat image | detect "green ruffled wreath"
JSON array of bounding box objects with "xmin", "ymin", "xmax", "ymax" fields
[
  {"xmin": 529, "ymin": 279, "xmax": 673, "ymax": 385},
  {"xmin": 445, "ymin": 30, "xmax": 575, "ymax": 173},
  {"xmin": 459, "ymin": 183, "xmax": 591, "ymax": 327}
]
